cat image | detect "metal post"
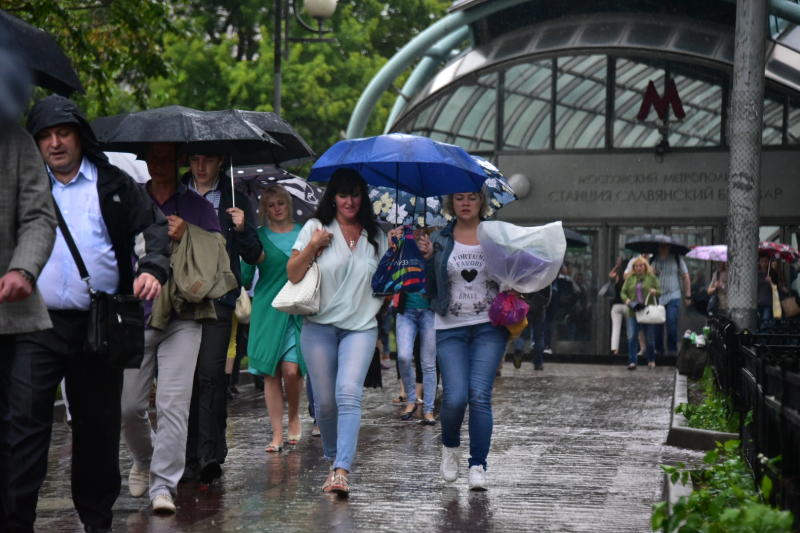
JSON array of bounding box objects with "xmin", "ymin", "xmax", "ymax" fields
[
  {"xmin": 273, "ymin": 0, "xmax": 283, "ymax": 116},
  {"xmin": 727, "ymin": 0, "xmax": 768, "ymax": 331}
]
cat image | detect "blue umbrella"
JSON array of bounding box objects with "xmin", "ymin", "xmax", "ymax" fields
[
  {"xmin": 308, "ymin": 133, "xmax": 488, "ymax": 197},
  {"xmin": 368, "ymin": 156, "xmax": 516, "ymax": 227}
]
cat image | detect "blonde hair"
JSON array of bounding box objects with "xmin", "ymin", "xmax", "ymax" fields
[
  {"xmin": 442, "ymin": 190, "xmax": 491, "ymax": 219},
  {"xmin": 259, "ymin": 184, "xmax": 294, "ymax": 225},
  {"xmin": 630, "ymin": 255, "xmax": 654, "ymax": 276}
]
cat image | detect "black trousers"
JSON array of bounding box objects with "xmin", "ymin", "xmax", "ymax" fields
[
  {"xmin": 186, "ymin": 302, "xmax": 233, "ymax": 468},
  {"xmin": 8, "ymin": 311, "xmax": 123, "ymax": 532},
  {"xmin": 1, "ymin": 334, "xmax": 13, "ymax": 532}
]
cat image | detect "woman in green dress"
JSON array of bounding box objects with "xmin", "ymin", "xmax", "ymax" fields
[{"xmin": 241, "ymin": 185, "xmax": 306, "ymax": 452}]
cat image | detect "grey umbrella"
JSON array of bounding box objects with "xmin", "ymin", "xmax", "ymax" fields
[{"xmin": 0, "ymin": 10, "xmax": 83, "ymax": 95}]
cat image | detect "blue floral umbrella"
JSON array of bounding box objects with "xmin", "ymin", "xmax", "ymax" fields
[
  {"xmin": 308, "ymin": 133, "xmax": 488, "ymax": 196},
  {"xmin": 368, "ymin": 156, "xmax": 516, "ymax": 227}
]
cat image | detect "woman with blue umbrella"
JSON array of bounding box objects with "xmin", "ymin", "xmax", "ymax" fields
[
  {"xmin": 287, "ymin": 168, "xmax": 387, "ymax": 497},
  {"xmin": 309, "ymin": 133, "xmax": 505, "ymax": 492}
]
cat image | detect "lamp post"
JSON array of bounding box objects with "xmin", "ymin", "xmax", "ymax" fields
[{"xmin": 273, "ymin": 0, "xmax": 337, "ymax": 116}]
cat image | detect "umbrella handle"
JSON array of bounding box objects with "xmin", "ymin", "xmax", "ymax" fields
[{"xmin": 230, "ymin": 159, "xmax": 236, "ymax": 209}]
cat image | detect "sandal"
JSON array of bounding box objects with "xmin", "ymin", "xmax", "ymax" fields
[
  {"xmin": 321, "ymin": 469, "xmax": 335, "ymax": 492},
  {"xmin": 287, "ymin": 433, "xmax": 301, "ymax": 445},
  {"xmin": 391, "ymin": 395, "xmax": 406, "ymax": 404},
  {"xmin": 328, "ymin": 472, "xmax": 350, "ymax": 496},
  {"xmin": 265, "ymin": 443, "xmax": 283, "ymax": 453}
]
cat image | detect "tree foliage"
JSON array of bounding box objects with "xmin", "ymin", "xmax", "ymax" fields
[
  {"xmin": 1, "ymin": 0, "xmax": 172, "ymax": 117},
  {"xmin": 3, "ymin": 0, "xmax": 452, "ymax": 157}
]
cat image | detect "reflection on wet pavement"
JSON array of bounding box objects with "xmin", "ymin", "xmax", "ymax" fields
[{"xmin": 36, "ymin": 363, "xmax": 703, "ymax": 532}]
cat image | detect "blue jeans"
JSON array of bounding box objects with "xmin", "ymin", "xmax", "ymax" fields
[
  {"xmin": 396, "ymin": 309, "xmax": 437, "ymax": 414},
  {"xmin": 626, "ymin": 316, "xmax": 656, "ymax": 364},
  {"xmin": 512, "ymin": 316, "xmax": 546, "ymax": 367},
  {"xmin": 436, "ymin": 322, "xmax": 508, "ymax": 469},
  {"xmin": 300, "ymin": 321, "xmax": 377, "ymax": 472},
  {"xmin": 654, "ymin": 299, "xmax": 680, "ymax": 354}
]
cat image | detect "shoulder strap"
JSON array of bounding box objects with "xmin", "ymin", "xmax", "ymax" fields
[{"xmin": 52, "ymin": 199, "xmax": 93, "ymax": 290}]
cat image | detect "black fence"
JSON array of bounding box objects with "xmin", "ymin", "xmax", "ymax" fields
[{"xmin": 707, "ymin": 316, "xmax": 800, "ymax": 520}]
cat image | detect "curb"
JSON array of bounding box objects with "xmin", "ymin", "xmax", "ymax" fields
[
  {"xmin": 665, "ymin": 370, "xmax": 738, "ymax": 450},
  {"xmin": 663, "ymin": 471, "xmax": 693, "ymax": 512}
]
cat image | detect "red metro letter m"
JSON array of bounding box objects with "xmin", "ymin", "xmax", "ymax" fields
[{"xmin": 636, "ymin": 78, "xmax": 686, "ymax": 121}]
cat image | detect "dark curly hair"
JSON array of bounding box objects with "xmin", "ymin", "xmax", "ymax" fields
[{"xmin": 314, "ymin": 168, "xmax": 380, "ymax": 254}]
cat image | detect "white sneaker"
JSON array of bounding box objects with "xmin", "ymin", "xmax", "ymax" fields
[
  {"xmin": 128, "ymin": 463, "xmax": 149, "ymax": 498},
  {"xmin": 468, "ymin": 465, "xmax": 488, "ymax": 491},
  {"xmin": 440, "ymin": 446, "xmax": 461, "ymax": 482},
  {"xmin": 152, "ymin": 492, "xmax": 176, "ymax": 514}
]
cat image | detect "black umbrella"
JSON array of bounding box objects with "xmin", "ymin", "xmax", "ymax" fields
[
  {"xmin": 233, "ymin": 164, "xmax": 322, "ymax": 224},
  {"xmin": 90, "ymin": 106, "xmax": 313, "ymax": 169},
  {"xmin": 236, "ymin": 110, "xmax": 315, "ymax": 165},
  {"xmin": 0, "ymin": 10, "xmax": 83, "ymax": 95},
  {"xmin": 625, "ymin": 233, "xmax": 690, "ymax": 255},
  {"xmin": 91, "ymin": 106, "xmax": 280, "ymax": 155},
  {"xmin": 564, "ymin": 228, "xmax": 589, "ymax": 248}
]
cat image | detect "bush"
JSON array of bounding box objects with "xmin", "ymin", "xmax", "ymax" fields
[
  {"xmin": 652, "ymin": 440, "xmax": 794, "ymax": 532},
  {"xmin": 675, "ymin": 366, "xmax": 739, "ymax": 433}
]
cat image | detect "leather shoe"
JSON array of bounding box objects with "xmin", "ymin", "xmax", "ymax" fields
[{"xmin": 400, "ymin": 404, "xmax": 418, "ymax": 420}]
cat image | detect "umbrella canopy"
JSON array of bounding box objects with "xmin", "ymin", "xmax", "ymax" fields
[
  {"xmin": 625, "ymin": 233, "xmax": 690, "ymax": 256},
  {"xmin": 308, "ymin": 133, "xmax": 488, "ymax": 196},
  {"xmin": 235, "ymin": 110, "xmax": 315, "ymax": 165},
  {"xmin": 759, "ymin": 241, "xmax": 800, "ymax": 263},
  {"xmin": 233, "ymin": 165, "xmax": 322, "ymax": 224},
  {"xmin": 686, "ymin": 245, "xmax": 728, "ymax": 262},
  {"xmin": 0, "ymin": 10, "xmax": 83, "ymax": 95},
  {"xmin": 368, "ymin": 156, "xmax": 516, "ymax": 226},
  {"xmin": 564, "ymin": 228, "xmax": 589, "ymax": 248},
  {"xmin": 91, "ymin": 106, "xmax": 288, "ymax": 162}
]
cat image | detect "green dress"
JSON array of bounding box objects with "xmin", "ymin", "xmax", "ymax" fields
[{"xmin": 241, "ymin": 224, "xmax": 306, "ymax": 377}]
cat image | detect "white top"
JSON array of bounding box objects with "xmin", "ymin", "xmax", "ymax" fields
[
  {"xmin": 293, "ymin": 218, "xmax": 387, "ymax": 331},
  {"xmin": 434, "ymin": 241, "xmax": 498, "ymax": 330},
  {"xmin": 39, "ymin": 157, "xmax": 119, "ymax": 310}
]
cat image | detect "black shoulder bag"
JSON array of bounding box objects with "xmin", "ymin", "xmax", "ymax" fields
[{"xmin": 53, "ymin": 202, "xmax": 145, "ymax": 369}]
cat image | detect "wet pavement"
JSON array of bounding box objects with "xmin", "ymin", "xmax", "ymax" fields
[{"xmin": 35, "ymin": 362, "xmax": 703, "ymax": 532}]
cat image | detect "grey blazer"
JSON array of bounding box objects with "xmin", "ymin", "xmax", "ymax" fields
[{"xmin": 0, "ymin": 125, "xmax": 56, "ymax": 334}]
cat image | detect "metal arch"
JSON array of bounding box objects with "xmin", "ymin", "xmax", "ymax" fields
[
  {"xmin": 350, "ymin": 0, "xmax": 800, "ymax": 140},
  {"xmin": 346, "ymin": 0, "xmax": 532, "ymax": 139}
]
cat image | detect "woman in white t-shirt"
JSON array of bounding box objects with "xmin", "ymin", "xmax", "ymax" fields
[
  {"xmin": 417, "ymin": 190, "xmax": 508, "ymax": 491},
  {"xmin": 286, "ymin": 168, "xmax": 386, "ymax": 497}
]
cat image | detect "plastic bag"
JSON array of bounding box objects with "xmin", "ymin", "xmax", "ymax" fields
[
  {"xmin": 371, "ymin": 225, "xmax": 426, "ymax": 296},
  {"xmin": 477, "ymin": 221, "xmax": 566, "ymax": 293},
  {"xmin": 488, "ymin": 291, "xmax": 530, "ymax": 326}
]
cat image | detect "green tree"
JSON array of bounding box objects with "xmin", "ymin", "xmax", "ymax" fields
[
  {"xmin": 146, "ymin": 0, "xmax": 451, "ymax": 157},
  {"xmin": 1, "ymin": 0, "xmax": 173, "ymax": 116}
]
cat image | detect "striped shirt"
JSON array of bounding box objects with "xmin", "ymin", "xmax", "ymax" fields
[
  {"xmin": 651, "ymin": 254, "xmax": 688, "ymax": 305},
  {"xmin": 189, "ymin": 176, "xmax": 221, "ymax": 213}
]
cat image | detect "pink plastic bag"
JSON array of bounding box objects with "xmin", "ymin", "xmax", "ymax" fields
[{"xmin": 488, "ymin": 291, "xmax": 530, "ymax": 326}]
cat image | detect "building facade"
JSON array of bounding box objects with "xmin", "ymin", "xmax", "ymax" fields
[{"xmin": 358, "ymin": 0, "xmax": 800, "ymax": 355}]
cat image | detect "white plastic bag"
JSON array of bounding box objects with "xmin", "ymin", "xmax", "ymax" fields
[{"xmin": 477, "ymin": 221, "xmax": 566, "ymax": 293}]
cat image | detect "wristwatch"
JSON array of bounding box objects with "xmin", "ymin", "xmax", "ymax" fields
[{"xmin": 11, "ymin": 268, "xmax": 35, "ymax": 285}]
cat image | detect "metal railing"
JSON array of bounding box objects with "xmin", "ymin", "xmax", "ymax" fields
[{"xmin": 707, "ymin": 315, "xmax": 800, "ymax": 520}]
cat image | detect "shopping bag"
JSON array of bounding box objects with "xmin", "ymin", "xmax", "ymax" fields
[
  {"xmin": 488, "ymin": 291, "xmax": 530, "ymax": 326},
  {"xmin": 371, "ymin": 225, "xmax": 426, "ymax": 296}
]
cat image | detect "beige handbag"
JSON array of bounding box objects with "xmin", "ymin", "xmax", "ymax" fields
[
  {"xmin": 770, "ymin": 282, "xmax": 783, "ymax": 320},
  {"xmin": 234, "ymin": 287, "xmax": 251, "ymax": 324}
]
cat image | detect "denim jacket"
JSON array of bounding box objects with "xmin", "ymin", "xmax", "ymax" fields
[{"xmin": 425, "ymin": 222, "xmax": 456, "ymax": 316}]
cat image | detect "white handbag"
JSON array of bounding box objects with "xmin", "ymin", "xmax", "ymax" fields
[
  {"xmin": 272, "ymin": 261, "xmax": 320, "ymax": 315},
  {"xmin": 635, "ymin": 293, "xmax": 666, "ymax": 325}
]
